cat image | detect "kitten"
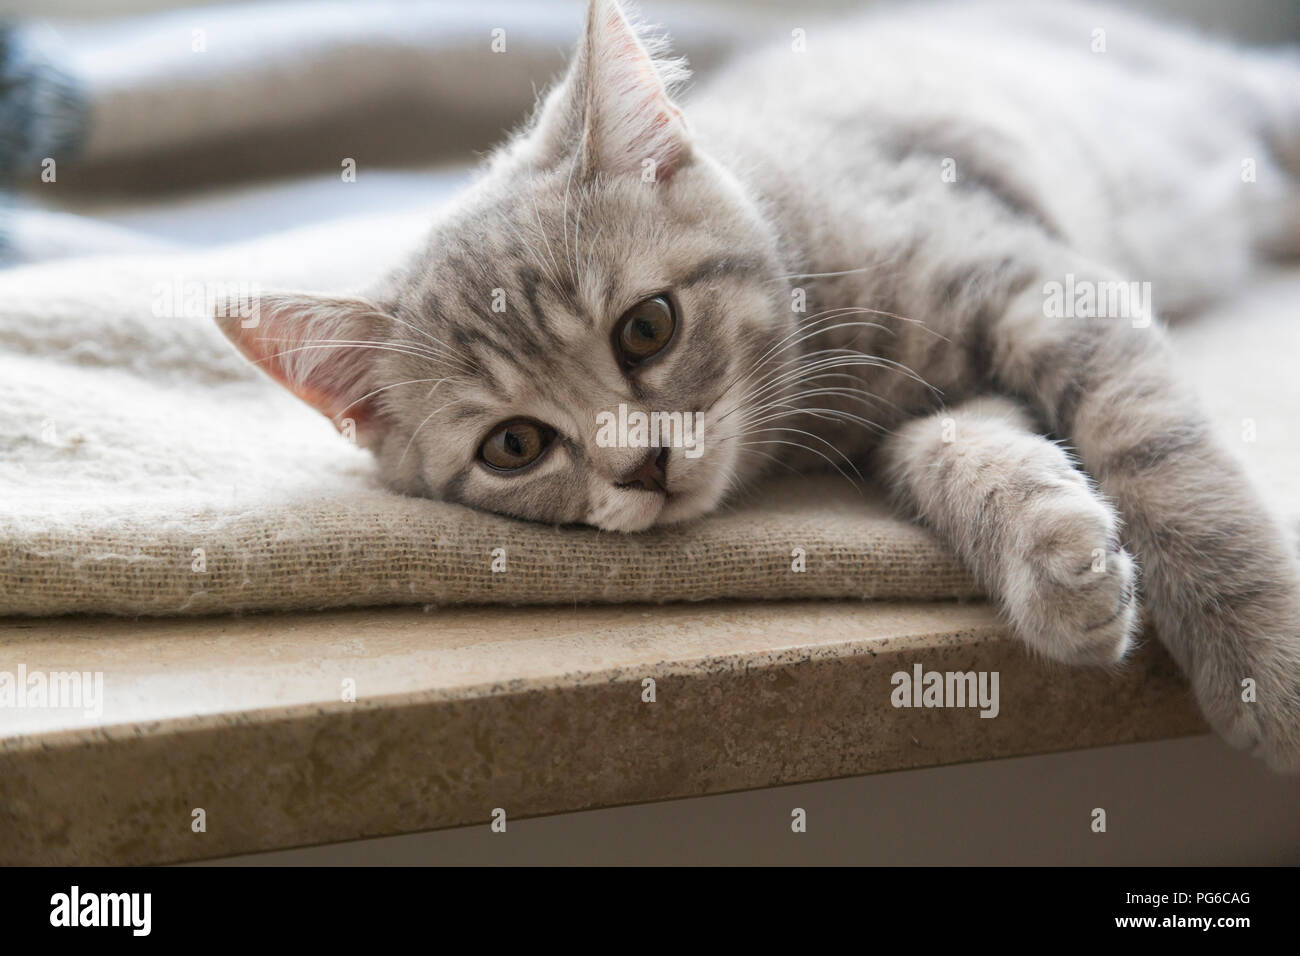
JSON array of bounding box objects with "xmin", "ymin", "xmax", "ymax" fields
[{"xmin": 215, "ymin": 0, "xmax": 1300, "ymax": 769}]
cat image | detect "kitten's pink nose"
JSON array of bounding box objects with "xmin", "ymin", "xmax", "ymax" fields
[{"xmin": 616, "ymin": 448, "xmax": 669, "ymax": 493}]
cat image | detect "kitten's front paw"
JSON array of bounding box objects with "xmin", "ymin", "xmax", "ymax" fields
[{"xmin": 1002, "ymin": 484, "xmax": 1140, "ymax": 666}]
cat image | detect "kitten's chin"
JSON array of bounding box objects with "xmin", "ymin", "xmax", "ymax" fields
[
  {"xmin": 585, "ymin": 486, "xmax": 665, "ymax": 532},
  {"xmin": 655, "ymin": 489, "xmax": 724, "ymax": 527},
  {"xmin": 587, "ymin": 489, "xmax": 716, "ymax": 533}
]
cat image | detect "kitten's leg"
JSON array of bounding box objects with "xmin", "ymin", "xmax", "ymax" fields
[
  {"xmin": 987, "ymin": 266, "xmax": 1300, "ymax": 770},
  {"xmin": 880, "ymin": 395, "xmax": 1138, "ymax": 665}
]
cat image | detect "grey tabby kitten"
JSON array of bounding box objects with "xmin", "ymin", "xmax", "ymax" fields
[{"xmin": 216, "ymin": 0, "xmax": 1300, "ymax": 769}]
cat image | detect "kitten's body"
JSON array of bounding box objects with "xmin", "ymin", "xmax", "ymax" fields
[
  {"xmin": 217, "ymin": 1, "xmax": 1300, "ymax": 768},
  {"xmin": 694, "ymin": 1, "xmax": 1299, "ymax": 467}
]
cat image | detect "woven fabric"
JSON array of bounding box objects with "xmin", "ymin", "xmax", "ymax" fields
[{"xmin": 2, "ymin": 212, "xmax": 1296, "ymax": 618}]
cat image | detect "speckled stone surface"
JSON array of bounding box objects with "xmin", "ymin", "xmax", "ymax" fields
[{"xmin": 0, "ymin": 601, "xmax": 1205, "ymax": 864}]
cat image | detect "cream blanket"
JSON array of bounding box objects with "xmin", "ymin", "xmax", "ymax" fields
[{"xmin": 2, "ymin": 207, "xmax": 1297, "ymax": 617}]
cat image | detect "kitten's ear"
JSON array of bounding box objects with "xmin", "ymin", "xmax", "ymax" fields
[
  {"xmin": 534, "ymin": 0, "xmax": 691, "ymax": 181},
  {"xmin": 214, "ymin": 292, "xmax": 392, "ymax": 448}
]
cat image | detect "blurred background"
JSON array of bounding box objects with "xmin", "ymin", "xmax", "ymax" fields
[{"xmin": 3, "ymin": 0, "xmax": 1300, "ymax": 264}]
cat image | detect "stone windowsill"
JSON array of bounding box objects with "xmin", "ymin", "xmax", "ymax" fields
[{"xmin": 0, "ymin": 599, "xmax": 1207, "ymax": 865}]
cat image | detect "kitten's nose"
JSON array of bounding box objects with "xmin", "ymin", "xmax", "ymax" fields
[{"xmin": 616, "ymin": 448, "xmax": 669, "ymax": 493}]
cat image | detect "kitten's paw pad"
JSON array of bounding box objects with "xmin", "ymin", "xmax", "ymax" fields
[{"xmin": 1005, "ymin": 488, "xmax": 1140, "ymax": 665}]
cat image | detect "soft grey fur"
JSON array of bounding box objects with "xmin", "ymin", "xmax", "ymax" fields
[{"xmin": 216, "ymin": 0, "xmax": 1300, "ymax": 769}]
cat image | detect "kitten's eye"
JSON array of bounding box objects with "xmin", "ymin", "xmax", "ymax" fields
[
  {"xmin": 614, "ymin": 294, "xmax": 676, "ymax": 368},
  {"xmin": 479, "ymin": 419, "xmax": 556, "ymax": 472}
]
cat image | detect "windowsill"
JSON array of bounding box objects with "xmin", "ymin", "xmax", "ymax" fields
[{"xmin": 0, "ymin": 600, "xmax": 1205, "ymax": 864}]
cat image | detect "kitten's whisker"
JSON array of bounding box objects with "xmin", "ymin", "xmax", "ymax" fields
[
  {"xmin": 720, "ymin": 352, "xmax": 918, "ymax": 421},
  {"xmin": 859, "ymin": 308, "xmax": 949, "ymax": 341},
  {"xmin": 712, "ymin": 396, "xmax": 885, "ymax": 444},
  {"xmin": 745, "ymin": 404, "xmax": 884, "ymax": 434},
  {"xmin": 275, "ymin": 337, "xmax": 471, "ymax": 371},
  {"xmin": 396, "ymin": 330, "xmax": 481, "ymax": 374},
  {"xmin": 736, "ymin": 424, "xmax": 864, "ymax": 480},
  {"xmin": 727, "ymin": 347, "xmax": 891, "ymax": 403},
  {"xmin": 736, "ymin": 446, "xmax": 805, "ymax": 479},
  {"xmin": 336, "ymin": 376, "xmax": 452, "ymax": 417},
  {"xmin": 789, "ymin": 383, "xmax": 896, "ymax": 416},
  {"xmin": 561, "ymin": 151, "xmax": 581, "ymax": 288},
  {"xmin": 742, "ymin": 356, "xmax": 898, "ymax": 402},
  {"xmin": 369, "ymin": 310, "xmax": 482, "ymax": 371},
  {"xmin": 747, "ymin": 355, "xmax": 907, "ymax": 400},
  {"xmin": 502, "ymin": 217, "xmax": 566, "ymax": 295},
  {"xmin": 755, "ymin": 318, "xmax": 891, "ymax": 369},
  {"xmin": 369, "ymin": 334, "xmax": 479, "ymax": 376},
  {"xmin": 572, "ymin": 180, "xmax": 589, "ymax": 297},
  {"xmin": 723, "ymin": 304, "xmax": 943, "ymax": 405},
  {"xmin": 398, "ymin": 396, "xmax": 473, "ymax": 469},
  {"xmin": 734, "ymin": 378, "xmax": 888, "ymax": 416},
  {"xmin": 730, "ymin": 307, "xmax": 885, "ymax": 387},
  {"xmin": 527, "ymin": 169, "xmax": 566, "ymax": 288},
  {"xmin": 753, "ymin": 380, "xmax": 896, "ymax": 420},
  {"xmin": 737, "ymin": 438, "xmax": 863, "ymax": 491},
  {"xmin": 261, "ymin": 340, "xmax": 470, "ymax": 371},
  {"xmin": 582, "ymin": 222, "xmax": 606, "ymax": 284},
  {"xmin": 742, "ymin": 383, "xmax": 892, "ymax": 418},
  {"xmin": 719, "ymin": 309, "xmax": 899, "ymax": 402},
  {"xmin": 770, "ymin": 266, "xmax": 873, "ymax": 281},
  {"xmin": 750, "ymin": 348, "xmax": 933, "ymax": 401}
]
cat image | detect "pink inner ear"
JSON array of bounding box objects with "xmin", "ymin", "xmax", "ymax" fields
[
  {"xmin": 218, "ymin": 296, "xmax": 387, "ymax": 446},
  {"xmin": 294, "ymin": 380, "xmax": 382, "ymax": 437},
  {"xmin": 586, "ymin": 0, "xmax": 689, "ymax": 180}
]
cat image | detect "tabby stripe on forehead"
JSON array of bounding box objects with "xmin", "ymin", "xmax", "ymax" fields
[
  {"xmin": 677, "ymin": 254, "xmax": 767, "ymax": 289},
  {"xmin": 472, "ymin": 332, "xmax": 534, "ymax": 373},
  {"xmin": 449, "ymin": 249, "xmax": 553, "ymax": 352},
  {"xmin": 449, "ymin": 327, "xmax": 503, "ymax": 391},
  {"xmin": 462, "ymin": 287, "xmax": 547, "ymax": 357},
  {"xmin": 443, "ymin": 399, "xmax": 494, "ymax": 426},
  {"xmin": 518, "ymin": 265, "xmax": 558, "ymax": 333}
]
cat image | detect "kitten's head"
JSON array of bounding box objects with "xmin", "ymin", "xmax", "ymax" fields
[{"xmin": 217, "ymin": 0, "xmax": 792, "ymax": 531}]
